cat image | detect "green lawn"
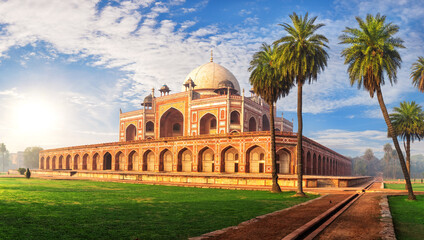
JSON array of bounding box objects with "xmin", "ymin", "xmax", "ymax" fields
[
  {"xmin": 389, "ymin": 195, "xmax": 424, "ymax": 240},
  {"xmin": 0, "ymin": 178, "xmax": 316, "ymax": 240},
  {"xmin": 385, "ymin": 183, "xmax": 424, "ymax": 191}
]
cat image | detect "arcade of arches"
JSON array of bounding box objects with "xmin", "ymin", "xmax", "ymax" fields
[{"xmin": 39, "ymin": 138, "xmax": 351, "ymax": 176}]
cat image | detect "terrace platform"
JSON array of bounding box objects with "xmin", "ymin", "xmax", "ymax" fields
[{"xmin": 33, "ymin": 170, "xmax": 371, "ymax": 189}]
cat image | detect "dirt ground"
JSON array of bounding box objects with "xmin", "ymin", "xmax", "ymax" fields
[
  {"xmin": 208, "ymin": 194, "xmax": 351, "ymax": 240},
  {"xmin": 315, "ymin": 193, "xmax": 384, "ymax": 240}
]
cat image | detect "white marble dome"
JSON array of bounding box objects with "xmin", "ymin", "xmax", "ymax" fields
[{"xmin": 182, "ymin": 61, "xmax": 241, "ymax": 93}]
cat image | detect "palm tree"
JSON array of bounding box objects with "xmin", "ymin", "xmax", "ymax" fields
[
  {"xmin": 390, "ymin": 101, "xmax": 424, "ymax": 175},
  {"xmin": 411, "ymin": 57, "xmax": 424, "ymax": 92},
  {"xmin": 275, "ymin": 13, "xmax": 329, "ymax": 196},
  {"xmin": 339, "ymin": 13, "xmax": 416, "ymax": 200},
  {"xmin": 249, "ymin": 43, "xmax": 294, "ymax": 193}
]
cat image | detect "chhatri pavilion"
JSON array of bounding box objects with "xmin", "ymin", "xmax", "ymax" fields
[{"xmin": 37, "ymin": 55, "xmax": 352, "ymax": 188}]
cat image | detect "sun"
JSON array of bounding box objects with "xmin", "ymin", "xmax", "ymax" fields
[{"xmin": 14, "ymin": 98, "xmax": 58, "ymax": 133}]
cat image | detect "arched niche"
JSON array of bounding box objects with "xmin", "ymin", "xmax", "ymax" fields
[
  {"xmin": 178, "ymin": 148, "xmax": 192, "ymax": 172},
  {"xmin": 248, "ymin": 117, "xmax": 256, "ymax": 131},
  {"xmin": 276, "ymin": 149, "xmax": 291, "ymax": 174},
  {"xmin": 198, "ymin": 147, "xmax": 214, "ymax": 172},
  {"xmin": 247, "ymin": 146, "xmax": 265, "ymax": 173},
  {"xmin": 126, "ymin": 124, "xmax": 137, "ymax": 141},
  {"xmin": 128, "ymin": 150, "xmax": 139, "ymax": 171},
  {"xmin": 103, "ymin": 152, "xmax": 112, "ymax": 170},
  {"xmin": 199, "ymin": 113, "xmax": 217, "ymax": 135},
  {"xmin": 230, "ymin": 111, "xmax": 240, "ymax": 124},
  {"xmin": 222, "ymin": 146, "xmax": 239, "ymax": 173},
  {"xmin": 160, "ymin": 108, "xmax": 184, "ymax": 138},
  {"xmin": 262, "ymin": 114, "xmax": 270, "ymax": 131}
]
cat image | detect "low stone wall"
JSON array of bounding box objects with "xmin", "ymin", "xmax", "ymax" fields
[{"xmin": 33, "ymin": 170, "xmax": 372, "ymax": 189}]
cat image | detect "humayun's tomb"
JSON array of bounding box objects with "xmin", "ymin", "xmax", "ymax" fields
[{"xmin": 36, "ymin": 56, "xmax": 365, "ymax": 188}]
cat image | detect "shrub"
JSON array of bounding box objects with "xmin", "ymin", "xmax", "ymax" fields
[
  {"xmin": 25, "ymin": 168, "xmax": 31, "ymax": 179},
  {"xmin": 17, "ymin": 168, "xmax": 26, "ymax": 175}
]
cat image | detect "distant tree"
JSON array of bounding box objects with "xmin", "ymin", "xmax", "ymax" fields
[
  {"xmin": 23, "ymin": 147, "xmax": 43, "ymax": 169},
  {"xmin": 249, "ymin": 43, "xmax": 294, "ymax": 193},
  {"xmin": 390, "ymin": 101, "xmax": 424, "ymax": 175},
  {"xmin": 275, "ymin": 12, "xmax": 329, "ymax": 197},
  {"xmin": 383, "ymin": 144, "xmax": 396, "ymax": 179},
  {"xmin": 411, "ymin": 56, "xmax": 424, "ymax": 92},
  {"xmin": 0, "ymin": 143, "xmax": 6, "ymax": 172},
  {"xmin": 339, "ymin": 13, "xmax": 415, "ymax": 200}
]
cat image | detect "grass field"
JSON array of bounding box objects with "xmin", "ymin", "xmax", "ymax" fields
[
  {"xmin": 389, "ymin": 195, "xmax": 424, "ymax": 240},
  {"xmin": 385, "ymin": 183, "xmax": 424, "ymax": 191},
  {"xmin": 0, "ymin": 178, "xmax": 316, "ymax": 240}
]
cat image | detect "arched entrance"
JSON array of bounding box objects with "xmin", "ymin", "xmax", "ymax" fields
[
  {"xmin": 262, "ymin": 115, "xmax": 270, "ymax": 131},
  {"xmin": 144, "ymin": 150, "xmax": 155, "ymax": 171},
  {"xmin": 128, "ymin": 150, "xmax": 139, "ymax": 171},
  {"xmin": 82, "ymin": 154, "xmax": 88, "ymax": 170},
  {"xmin": 126, "ymin": 124, "xmax": 137, "ymax": 141},
  {"xmin": 222, "ymin": 146, "xmax": 239, "ymax": 173},
  {"xmin": 92, "ymin": 153, "xmax": 99, "ymax": 170},
  {"xmin": 160, "ymin": 149, "xmax": 172, "ymax": 172},
  {"xmin": 160, "ymin": 108, "xmax": 184, "ymax": 138},
  {"xmin": 312, "ymin": 154, "xmax": 317, "ymax": 175},
  {"xmin": 199, "ymin": 113, "xmax": 217, "ymax": 135},
  {"xmin": 73, "ymin": 155, "xmax": 80, "ymax": 170},
  {"xmin": 103, "ymin": 152, "xmax": 112, "ymax": 170},
  {"xmin": 58, "ymin": 156, "xmax": 63, "ymax": 169},
  {"xmin": 230, "ymin": 111, "xmax": 240, "ymax": 124},
  {"xmin": 52, "ymin": 156, "xmax": 56, "ymax": 169},
  {"xmin": 66, "ymin": 155, "xmax": 71, "ymax": 169},
  {"xmin": 198, "ymin": 147, "xmax": 214, "ymax": 172},
  {"xmin": 248, "ymin": 117, "xmax": 256, "ymax": 131},
  {"xmin": 178, "ymin": 148, "xmax": 192, "ymax": 172},
  {"xmin": 145, "ymin": 121, "xmax": 154, "ymax": 138},
  {"xmin": 46, "ymin": 157, "xmax": 50, "ymax": 169},
  {"xmin": 276, "ymin": 149, "xmax": 290, "ymax": 174},
  {"xmin": 247, "ymin": 146, "xmax": 265, "ymax": 173},
  {"xmin": 115, "ymin": 151, "xmax": 124, "ymax": 170},
  {"xmin": 40, "ymin": 157, "xmax": 44, "ymax": 169}
]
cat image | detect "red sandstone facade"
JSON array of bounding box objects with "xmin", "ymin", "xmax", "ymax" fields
[{"xmin": 39, "ymin": 59, "xmax": 351, "ymax": 176}]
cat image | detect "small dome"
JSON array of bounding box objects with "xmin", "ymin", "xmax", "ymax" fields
[
  {"xmin": 182, "ymin": 62, "xmax": 240, "ymax": 93},
  {"xmin": 144, "ymin": 94, "xmax": 153, "ymax": 103},
  {"xmin": 217, "ymin": 80, "xmax": 234, "ymax": 89},
  {"xmin": 160, "ymin": 84, "xmax": 170, "ymax": 91}
]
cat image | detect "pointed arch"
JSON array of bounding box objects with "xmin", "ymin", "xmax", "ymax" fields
[
  {"xmin": 306, "ymin": 152, "xmax": 312, "ymax": 175},
  {"xmin": 92, "ymin": 153, "xmax": 99, "ymax": 170},
  {"xmin": 58, "ymin": 155, "xmax": 63, "ymax": 169},
  {"xmin": 262, "ymin": 114, "xmax": 270, "ymax": 131},
  {"xmin": 178, "ymin": 148, "xmax": 192, "ymax": 172},
  {"xmin": 143, "ymin": 150, "xmax": 154, "ymax": 171},
  {"xmin": 126, "ymin": 124, "xmax": 137, "ymax": 141},
  {"xmin": 46, "ymin": 156, "xmax": 50, "ymax": 169},
  {"xmin": 230, "ymin": 111, "xmax": 240, "ymax": 124},
  {"xmin": 128, "ymin": 150, "xmax": 139, "ymax": 171},
  {"xmin": 160, "ymin": 108, "xmax": 184, "ymax": 138},
  {"xmin": 198, "ymin": 147, "xmax": 215, "ymax": 172},
  {"xmin": 221, "ymin": 145, "xmax": 239, "ymax": 173},
  {"xmin": 40, "ymin": 157, "xmax": 45, "ymax": 169},
  {"xmin": 248, "ymin": 117, "xmax": 257, "ymax": 132},
  {"xmin": 73, "ymin": 154, "xmax": 80, "ymax": 170},
  {"xmin": 52, "ymin": 156, "xmax": 56, "ymax": 169},
  {"xmin": 115, "ymin": 151, "xmax": 124, "ymax": 170},
  {"xmin": 103, "ymin": 152, "xmax": 112, "ymax": 170},
  {"xmin": 276, "ymin": 148, "xmax": 291, "ymax": 174},
  {"xmin": 82, "ymin": 154, "xmax": 88, "ymax": 170},
  {"xmin": 199, "ymin": 113, "xmax": 217, "ymax": 135},
  {"xmin": 159, "ymin": 149, "xmax": 172, "ymax": 172},
  {"xmin": 246, "ymin": 145, "xmax": 266, "ymax": 173},
  {"xmin": 65, "ymin": 155, "xmax": 71, "ymax": 169}
]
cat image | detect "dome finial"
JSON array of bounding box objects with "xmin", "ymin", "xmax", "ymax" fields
[{"xmin": 210, "ymin": 49, "xmax": 213, "ymax": 62}]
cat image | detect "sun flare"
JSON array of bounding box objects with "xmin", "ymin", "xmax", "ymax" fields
[{"xmin": 14, "ymin": 98, "xmax": 58, "ymax": 133}]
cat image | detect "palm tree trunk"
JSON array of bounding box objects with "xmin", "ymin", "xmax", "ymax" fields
[
  {"xmin": 406, "ymin": 136, "xmax": 411, "ymax": 175},
  {"xmin": 270, "ymin": 102, "xmax": 281, "ymax": 193},
  {"xmin": 376, "ymin": 87, "xmax": 416, "ymax": 200},
  {"xmin": 296, "ymin": 82, "xmax": 306, "ymax": 196}
]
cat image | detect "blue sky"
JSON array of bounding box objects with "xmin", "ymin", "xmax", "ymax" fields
[{"xmin": 0, "ymin": 0, "xmax": 423, "ymax": 158}]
